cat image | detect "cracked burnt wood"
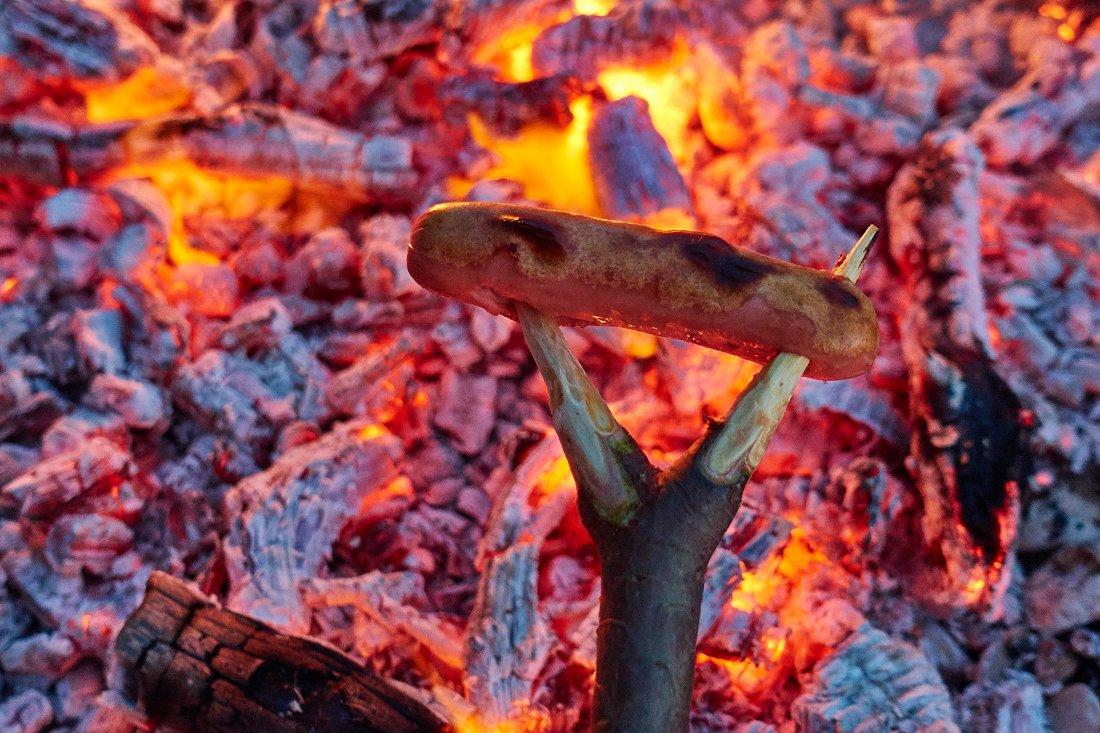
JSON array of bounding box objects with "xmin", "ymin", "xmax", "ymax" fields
[{"xmin": 115, "ymin": 572, "xmax": 448, "ymax": 733}]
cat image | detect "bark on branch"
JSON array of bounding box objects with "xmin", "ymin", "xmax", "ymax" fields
[{"xmin": 115, "ymin": 572, "xmax": 448, "ymax": 733}]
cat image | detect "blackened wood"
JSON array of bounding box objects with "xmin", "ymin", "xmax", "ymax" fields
[{"xmin": 115, "ymin": 572, "xmax": 449, "ymax": 733}]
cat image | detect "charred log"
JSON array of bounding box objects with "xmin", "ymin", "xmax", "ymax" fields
[
  {"xmin": 587, "ymin": 96, "xmax": 693, "ymax": 221},
  {"xmin": 887, "ymin": 128, "xmax": 1029, "ymax": 608},
  {"xmin": 115, "ymin": 571, "xmax": 449, "ymax": 733}
]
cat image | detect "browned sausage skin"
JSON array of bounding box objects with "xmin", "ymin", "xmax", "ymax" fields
[{"xmin": 407, "ymin": 202, "xmax": 878, "ymax": 380}]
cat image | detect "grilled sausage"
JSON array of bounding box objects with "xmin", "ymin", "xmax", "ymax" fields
[{"xmin": 407, "ymin": 202, "xmax": 878, "ymax": 380}]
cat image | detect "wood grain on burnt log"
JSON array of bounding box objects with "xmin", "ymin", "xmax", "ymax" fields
[{"xmin": 115, "ymin": 572, "xmax": 448, "ymax": 733}]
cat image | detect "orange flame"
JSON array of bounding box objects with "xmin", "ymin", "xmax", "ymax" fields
[{"xmin": 84, "ymin": 65, "xmax": 192, "ymax": 123}]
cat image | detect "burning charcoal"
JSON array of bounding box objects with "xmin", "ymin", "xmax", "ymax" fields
[
  {"xmin": 325, "ymin": 337, "xmax": 416, "ymax": 418},
  {"xmin": 0, "ymin": 444, "xmax": 38, "ymax": 488},
  {"xmin": 360, "ymin": 214, "xmax": 419, "ymax": 300},
  {"xmin": 531, "ymin": 4, "xmax": 682, "ymax": 81},
  {"xmin": 304, "ymin": 570, "xmax": 464, "ymax": 669},
  {"xmin": 86, "ymin": 374, "xmax": 168, "ymax": 431},
  {"xmin": 216, "ymin": 298, "xmax": 293, "ymax": 352},
  {"xmin": 0, "ymin": 372, "xmax": 65, "ymax": 445},
  {"xmin": 443, "ymin": 73, "xmax": 583, "ymax": 136},
  {"xmin": 1047, "ymin": 684, "xmax": 1100, "ymax": 733},
  {"xmin": 887, "ymin": 128, "xmax": 1026, "ymax": 611},
  {"xmin": 724, "ymin": 507, "xmax": 792, "ymax": 571},
  {"xmin": 299, "ymin": 54, "xmax": 387, "ymax": 123},
  {"xmin": 699, "ymin": 548, "xmax": 742, "ymax": 640},
  {"xmin": 918, "ymin": 621, "xmax": 971, "ymax": 683},
  {"xmin": 469, "ymin": 308, "xmax": 513, "ymax": 354},
  {"xmin": 0, "ymin": 436, "xmax": 133, "ymax": 525},
  {"xmin": 223, "ymin": 421, "xmax": 402, "ymax": 632},
  {"xmin": 285, "ymin": 227, "xmax": 360, "ymax": 296},
  {"xmin": 462, "ymin": 436, "xmax": 563, "ymax": 726},
  {"xmin": 314, "ymin": 0, "xmax": 443, "ymax": 64},
  {"xmin": 464, "ymin": 541, "xmax": 555, "ymax": 725},
  {"xmin": 588, "ymin": 96, "xmax": 693, "ymax": 221},
  {"xmin": 433, "ymin": 371, "xmax": 497, "ymax": 455},
  {"xmin": 0, "ymin": 0, "xmax": 157, "ymax": 81},
  {"xmin": 877, "ymin": 60, "xmax": 942, "ymax": 126},
  {"xmin": 37, "ymin": 188, "xmax": 122, "ymax": 241},
  {"xmin": 53, "ymin": 662, "xmax": 104, "ymax": 724},
  {"xmin": 41, "ymin": 409, "xmax": 129, "ymax": 459},
  {"xmin": 1025, "ymin": 544, "xmax": 1100, "ymax": 634},
  {"xmin": 0, "ymin": 630, "xmax": 78, "ymax": 679},
  {"xmin": 102, "ymin": 223, "xmax": 161, "ymax": 278},
  {"xmin": 171, "ymin": 262, "xmax": 239, "ymax": 317},
  {"xmin": 232, "ymin": 239, "xmax": 285, "ymax": 287},
  {"xmin": 431, "ymin": 316, "xmax": 483, "ymax": 370},
  {"xmin": 970, "ymin": 42, "xmax": 1097, "ymax": 168},
  {"xmin": 44, "ymin": 513, "xmax": 134, "ymax": 577},
  {"xmin": 792, "ymin": 623, "xmax": 958, "ymax": 732},
  {"xmin": 0, "ymin": 689, "xmax": 53, "ymax": 733},
  {"xmin": 798, "ymin": 379, "xmax": 909, "ymax": 448},
  {"xmin": 958, "ymin": 671, "xmax": 1048, "ymax": 733},
  {"xmin": 73, "ymin": 308, "xmax": 126, "ymax": 375},
  {"xmin": 172, "ymin": 350, "xmax": 286, "ymax": 449}
]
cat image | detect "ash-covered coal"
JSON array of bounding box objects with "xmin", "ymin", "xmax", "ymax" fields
[{"xmin": 0, "ymin": 1, "xmax": 1098, "ymax": 732}]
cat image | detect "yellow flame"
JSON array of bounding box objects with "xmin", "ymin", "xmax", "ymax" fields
[
  {"xmin": 468, "ymin": 96, "xmax": 601, "ymax": 215},
  {"xmin": 573, "ymin": 0, "xmax": 617, "ymax": 15},
  {"xmin": 84, "ymin": 66, "xmax": 192, "ymax": 123},
  {"xmin": 1039, "ymin": 3, "xmax": 1067, "ymax": 20},
  {"xmin": 110, "ymin": 159, "xmax": 300, "ymax": 266},
  {"xmin": 358, "ymin": 424, "xmax": 389, "ymax": 441},
  {"xmin": 0, "ymin": 277, "xmax": 16, "ymax": 301},
  {"xmin": 596, "ymin": 41, "xmax": 698, "ymax": 163}
]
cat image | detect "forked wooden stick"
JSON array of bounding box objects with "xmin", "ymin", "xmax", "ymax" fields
[{"xmin": 515, "ymin": 226, "xmax": 878, "ymax": 733}]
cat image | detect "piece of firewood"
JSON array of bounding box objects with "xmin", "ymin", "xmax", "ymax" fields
[{"xmin": 115, "ymin": 572, "xmax": 449, "ymax": 733}]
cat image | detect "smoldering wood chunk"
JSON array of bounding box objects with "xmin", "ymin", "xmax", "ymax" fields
[
  {"xmin": 314, "ymin": 0, "xmax": 445, "ymax": 64},
  {"xmin": 0, "ymin": 689, "xmax": 53, "ymax": 733},
  {"xmin": 125, "ymin": 105, "xmax": 418, "ymax": 202},
  {"xmin": 723, "ymin": 505, "xmax": 792, "ymax": 571},
  {"xmin": 463, "ymin": 542, "xmax": 554, "ymax": 722},
  {"xmin": 223, "ymin": 422, "xmax": 402, "ymax": 633},
  {"xmin": 1025, "ymin": 544, "xmax": 1100, "ymax": 634},
  {"xmin": 463, "ymin": 435, "xmax": 562, "ymax": 724},
  {"xmin": 958, "ymin": 671, "xmax": 1048, "ymax": 733},
  {"xmin": 0, "ymin": 437, "xmax": 133, "ymax": 531},
  {"xmin": 452, "ymin": 0, "xmax": 570, "ymax": 46},
  {"xmin": 587, "ymin": 96, "xmax": 692, "ymax": 221},
  {"xmin": 0, "ymin": 118, "xmax": 132, "ymax": 187},
  {"xmin": 530, "ymin": 4, "xmax": 683, "ymax": 81},
  {"xmin": 0, "ymin": 0, "xmax": 157, "ymax": 81},
  {"xmin": 0, "ymin": 372, "xmax": 64, "ymax": 445},
  {"xmin": 433, "ymin": 371, "xmax": 497, "ymax": 456},
  {"xmin": 442, "ymin": 73, "xmax": 583, "ymax": 136},
  {"xmin": 886, "ymin": 128, "xmax": 1027, "ymax": 601},
  {"xmin": 115, "ymin": 572, "xmax": 448, "ymax": 733},
  {"xmin": 325, "ymin": 336, "xmax": 417, "ymax": 418},
  {"xmin": 792, "ymin": 623, "xmax": 958, "ymax": 732}
]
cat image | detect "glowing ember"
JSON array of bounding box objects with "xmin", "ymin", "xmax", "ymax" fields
[
  {"xmin": 84, "ymin": 65, "xmax": 192, "ymax": 123},
  {"xmin": 468, "ymin": 96, "xmax": 600, "ymax": 215}
]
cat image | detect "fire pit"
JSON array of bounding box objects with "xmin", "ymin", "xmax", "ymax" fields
[{"xmin": 0, "ymin": 1, "xmax": 1098, "ymax": 732}]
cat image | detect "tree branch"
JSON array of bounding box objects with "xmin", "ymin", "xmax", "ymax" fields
[{"xmin": 515, "ymin": 302, "xmax": 652, "ymax": 526}]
